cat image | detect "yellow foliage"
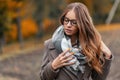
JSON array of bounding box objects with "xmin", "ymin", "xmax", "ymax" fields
[
  {"xmin": 96, "ymin": 23, "xmax": 120, "ymax": 32},
  {"xmin": 6, "ymin": 0, "xmax": 23, "ymax": 9},
  {"xmin": 21, "ymin": 18, "xmax": 38, "ymax": 38},
  {"xmin": 42, "ymin": 18, "xmax": 55, "ymax": 31},
  {"xmin": 6, "ymin": 0, "xmax": 17, "ymax": 9},
  {"xmin": 7, "ymin": 24, "xmax": 17, "ymax": 41},
  {"xmin": 6, "ymin": 18, "xmax": 38, "ymax": 42}
]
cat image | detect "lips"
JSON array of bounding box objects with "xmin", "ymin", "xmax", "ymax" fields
[{"xmin": 65, "ymin": 29, "xmax": 72, "ymax": 33}]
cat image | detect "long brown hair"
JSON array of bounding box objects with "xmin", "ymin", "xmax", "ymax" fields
[{"xmin": 60, "ymin": 2, "xmax": 104, "ymax": 73}]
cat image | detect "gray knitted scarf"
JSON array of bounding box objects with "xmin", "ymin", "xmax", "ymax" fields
[{"xmin": 52, "ymin": 25, "xmax": 87, "ymax": 73}]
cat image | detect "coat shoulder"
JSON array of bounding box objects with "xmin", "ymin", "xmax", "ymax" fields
[
  {"xmin": 44, "ymin": 38, "xmax": 55, "ymax": 49},
  {"xmin": 44, "ymin": 38, "xmax": 52, "ymax": 45}
]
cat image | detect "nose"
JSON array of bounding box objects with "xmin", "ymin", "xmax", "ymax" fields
[{"xmin": 66, "ymin": 21, "xmax": 72, "ymax": 27}]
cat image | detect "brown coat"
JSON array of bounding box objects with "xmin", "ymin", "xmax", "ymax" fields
[{"xmin": 40, "ymin": 39, "xmax": 112, "ymax": 80}]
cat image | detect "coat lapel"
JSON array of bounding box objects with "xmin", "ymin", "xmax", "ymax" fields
[{"xmin": 47, "ymin": 40, "xmax": 59, "ymax": 60}]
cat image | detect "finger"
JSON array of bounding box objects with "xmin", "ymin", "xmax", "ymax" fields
[
  {"xmin": 62, "ymin": 61, "xmax": 75, "ymax": 66},
  {"xmin": 59, "ymin": 56, "xmax": 64, "ymax": 61},
  {"xmin": 70, "ymin": 52, "xmax": 74, "ymax": 55},
  {"xmin": 66, "ymin": 52, "xmax": 74, "ymax": 57},
  {"xmin": 61, "ymin": 56, "xmax": 74, "ymax": 63},
  {"xmin": 59, "ymin": 54, "xmax": 73, "ymax": 62},
  {"xmin": 62, "ymin": 53, "xmax": 73, "ymax": 60},
  {"xmin": 60, "ymin": 48, "xmax": 70, "ymax": 56}
]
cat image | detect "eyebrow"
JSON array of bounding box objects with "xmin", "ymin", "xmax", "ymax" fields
[{"xmin": 64, "ymin": 17, "xmax": 77, "ymax": 21}]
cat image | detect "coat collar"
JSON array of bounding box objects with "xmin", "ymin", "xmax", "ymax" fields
[{"xmin": 45, "ymin": 39, "xmax": 55, "ymax": 50}]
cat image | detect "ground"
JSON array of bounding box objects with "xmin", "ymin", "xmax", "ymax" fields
[{"xmin": 0, "ymin": 27, "xmax": 120, "ymax": 80}]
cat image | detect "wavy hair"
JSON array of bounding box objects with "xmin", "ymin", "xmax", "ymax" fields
[{"xmin": 60, "ymin": 2, "xmax": 104, "ymax": 73}]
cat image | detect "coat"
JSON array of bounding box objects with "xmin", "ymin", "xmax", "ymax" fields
[{"xmin": 40, "ymin": 39, "xmax": 112, "ymax": 80}]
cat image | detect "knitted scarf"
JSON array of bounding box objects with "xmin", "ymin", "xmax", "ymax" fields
[{"xmin": 52, "ymin": 25, "xmax": 87, "ymax": 73}]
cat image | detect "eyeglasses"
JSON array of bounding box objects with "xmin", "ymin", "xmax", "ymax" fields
[{"xmin": 63, "ymin": 17, "xmax": 77, "ymax": 26}]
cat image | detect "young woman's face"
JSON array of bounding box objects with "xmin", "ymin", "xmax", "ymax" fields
[{"xmin": 63, "ymin": 10, "xmax": 78, "ymax": 37}]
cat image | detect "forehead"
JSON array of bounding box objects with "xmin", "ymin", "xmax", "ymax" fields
[{"xmin": 65, "ymin": 10, "xmax": 76, "ymax": 20}]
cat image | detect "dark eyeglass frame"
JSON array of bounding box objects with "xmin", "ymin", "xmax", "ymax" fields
[{"xmin": 63, "ymin": 17, "xmax": 78, "ymax": 27}]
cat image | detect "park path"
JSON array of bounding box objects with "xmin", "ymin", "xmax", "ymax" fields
[
  {"xmin": 0, "ymin": 49, "xmax": 43, "ymax": 80},
  {"xmin": 0, "ymin": 29, "xmax": 120, "ymax": 80}
]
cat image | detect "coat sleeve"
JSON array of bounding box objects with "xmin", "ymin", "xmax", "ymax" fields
[
  {"xmin": 91, "ymin": 55, "xmax": 113, "ymax": 80},
  {"xmin": 40, "ymin": 40, "xmax": 59, "ymax": 80}
]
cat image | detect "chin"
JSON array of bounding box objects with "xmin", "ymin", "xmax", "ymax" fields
[{"xmin": 65, "ymin": 33, "xmax": 72, "ymax": 36}]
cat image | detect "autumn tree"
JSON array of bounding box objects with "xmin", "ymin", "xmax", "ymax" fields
[
  {"xmin": 0, "ymin": 0, "xmax": 10, "ymax": 53},
  {"xmin": 106, "ymin": 0, "xmax": 120, "ymax": 24},
  {"xmin": 7, "ymin": 0, "xmax": 32, "ymax": 48},
  {"xmin": 13, "ymin": 0, "xmax": 24, "ymax": 48},
  {"xmin": 93, "ymin": 0, "xmax": 112, "ymax": 24},
  {"xmin": 33, "ymin": 0, "xmax": 66, "ymax": 39}
]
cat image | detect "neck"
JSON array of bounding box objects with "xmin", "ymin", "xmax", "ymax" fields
[{"xmin": 70, "ymin": 35, "xmax": 77, "ymax": 45}]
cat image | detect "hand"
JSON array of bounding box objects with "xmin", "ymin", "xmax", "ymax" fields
[
  {"xmin": 51, "ymin": 48, "xmax": 75, "ymax": 70},
  {"xmin": 101, "ymin": 41, "xmax": 112, "ymax": 59}
]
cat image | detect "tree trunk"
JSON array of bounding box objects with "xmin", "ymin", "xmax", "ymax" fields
[
  {"xmin": 16, "ymin": 8, "xmax": 24, "ymax": 49},
  {"xmin": 0, "ymin": 39, "xmax": 3, "ymax": 54},
  {"xmin": 0, "ymin": 34, "xmax": 5, "ymax": 54},
  {"xmin": 105, "ymin": 0, "xmax": 120, "ymax": 24}
]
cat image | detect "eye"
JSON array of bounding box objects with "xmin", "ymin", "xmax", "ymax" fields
[
  {"xmin": 71, "ymin": 21, "xmax": 77, "ymax": 25},
  {"xmin": 64, "ymin": 18, "xmax": 69, "ymax": 22}
]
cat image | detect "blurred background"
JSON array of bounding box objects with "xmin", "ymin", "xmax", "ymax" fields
[{"xmin": 0, "ymin": 0, "xmax": 120, "ymax": 80}]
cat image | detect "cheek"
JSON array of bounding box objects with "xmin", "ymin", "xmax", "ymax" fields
[{"xmin": 73, "ymin": 28, "xmax": 79, "ymax": 34}]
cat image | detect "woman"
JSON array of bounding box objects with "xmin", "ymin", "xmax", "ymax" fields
[{"xmin": 40, "ymin": 2, "xmax": 113, "ymax": 80}]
